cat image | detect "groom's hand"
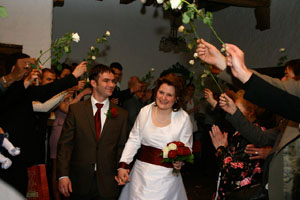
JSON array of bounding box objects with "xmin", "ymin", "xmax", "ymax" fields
[{"xmin": 58, "ymin": 177, "xmax": 72, "ymax": 197}]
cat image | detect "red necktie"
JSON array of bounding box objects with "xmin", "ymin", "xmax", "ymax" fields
[{"xmin": 95, "ymin": 103, "xmax": 103, "ymax": 141}]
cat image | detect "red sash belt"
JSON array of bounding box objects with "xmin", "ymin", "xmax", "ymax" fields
[{"xmin": 138, "ymin": 145, "xmax": 173, "ymax": 168}]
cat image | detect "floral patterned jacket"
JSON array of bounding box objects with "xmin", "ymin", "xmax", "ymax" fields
[{"xmin": 216, "ymin": 127, "xmax": 265, "ymax": 199}]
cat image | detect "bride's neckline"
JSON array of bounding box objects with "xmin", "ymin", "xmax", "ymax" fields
[{"xmin": 151, "ymin": 106, "xmax": 171, "ymax": 128}]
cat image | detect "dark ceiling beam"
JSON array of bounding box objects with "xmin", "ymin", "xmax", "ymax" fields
[
  {"xmin": 208, "ymin": 0, "xmax": 270, "ymax": 7},
  {"xmin": 53, "ymin": 0, "xmax": 64, "ymax": 7},
  {"xmin": 120, "ymin": 0, "xmax": 136, "ymax": 4}
]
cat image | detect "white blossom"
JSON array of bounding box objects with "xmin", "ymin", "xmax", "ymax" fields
[
  {"xmin": 162, "ymin": 146, "xmax": 170, "ymax": 158},
  {"xmin": 178, "ymin": 25, "xmax": 185, "ymax": 33},
  {"xmin": 151, "ymin": 68, "xmax": 155, "ymax": 72},
  {"xmin": 71, "ymin": 33, "xmax": 80, "ymax": 43},
  {"xmin": 90, "ymin": 46, "xmax": 95, "ymax": 51},
  {"xmin": 220, "ymin": 47, "xmax": 226, "ymax": 53},
  {"xmin": 170, "ymin": 0, "xmax": 182, "ymax": 10},
  {"xmin": 193, "ymin": 52, "xmax": 198, "ymax": 59},
  {"xmin": 105, "ymin": 30, "xmax": 111, "ymax": 37},
  {"xmin": 91, "ymin": 56, "xmax": 96, "ymax": 60},
  {"xmin": 189, "ymin": 59, "xmax": 195, "ymax": 65},
  {"xmin": 141, "ymin": 0, "xmax": 147, "ymax": 3},
  {"xmin": 279, "ymin": 48, "xmax": 285, "ymax": 53},
  {"xmin": 168, "ymin": 143, "xmax": 177, "ymax": 150},
  {"xmin": 157, "ymin": 0, "xmax": 164, "ymax": 4}
]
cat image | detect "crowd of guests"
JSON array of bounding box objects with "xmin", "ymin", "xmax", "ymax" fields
[{"xmin": 0, "ymin": 40, "xmax": 300, "ymax": 200}]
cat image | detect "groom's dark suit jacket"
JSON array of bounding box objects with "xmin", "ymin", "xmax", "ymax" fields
[{"xmin": 57, "ymin": 98, "xmax": 128, "ymax": 198}]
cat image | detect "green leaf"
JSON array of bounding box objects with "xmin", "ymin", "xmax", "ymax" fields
[
  {"xmin": 182, "ymin": 12, "xmax": 190, "ymax": 24},
  {"xmin": 30, "ymin": 63, "xmax": 37, "ymax": 69},
  {"xmin": 203, "ymin": 69, "xmax": 211, "ymax": 74},
  {"xmin": 203, "ymin": 17, "xmax": 212, "ymax": 25},
  {"xmin": 187, "ymin": 43, "xmax": 194, "ymax": 50},
  {"xmin": 164, "ymin": 2, "xmax": 170, "ymax": 10},
  {"xmin": 206, "ymin": 11, "xmax": 213, "ymax": 22},
  {"xmin": 0, "ymin": 6, "xmax": 8, "ymax": 18},
  {"xmin": 57, "ymin": 51, "xmax": 63, "ymax": 59},
  {"xmin": 57, "ymin": 64, "xmax": 62, "ymax": 72},
  {"xmin": 186, "ymin": 10, "xmax": 194, "ymax": 20},
  {"xmin": 51, "ymin": 58, "xmax": 58, "ymax": 65}
]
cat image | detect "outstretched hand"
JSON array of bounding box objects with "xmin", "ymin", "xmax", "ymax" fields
[
  {"xmin": 209, "ymin": 125, "xmax": 228, "ymax": 150},
  {"xmin": 219, "ymin": 93, "xmax": 237, "ymax": 115},
  {"xmin": 224, "ymin": 44, "xmax": 253, "ymax": 83},
  {"xmin": 196, "ymin": 39, "xmax": 227, "ymax": 71},
  {"xmin": 204, "ymin": 88, "xmax": 217, "ymax": 108},
  {"xmin": 72, "ymin": 61, "xmax": 87, "ymax": 78}
]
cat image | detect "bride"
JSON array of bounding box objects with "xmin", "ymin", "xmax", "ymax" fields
[{"xmin": 115, "ymin": 73, "xmax": 193, "ymax": 200}]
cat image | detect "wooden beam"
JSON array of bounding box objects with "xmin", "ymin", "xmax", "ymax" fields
[
  {"xmin": 208, "ymin": 0, "xmax": 270, "ymax": 7},
  {"xmin": 53, "ymin": 0, "xmax": 64, "ymax": 7}
]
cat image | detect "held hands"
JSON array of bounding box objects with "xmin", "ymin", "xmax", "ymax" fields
[
  {"xmin": 245, "ymin": 144, "xmax": 272, "ymax": 160},
  {"xmin": 219, "ymin": 93, "xmax": 237, "ymax": 115},
  {"xmin": 58, "ymin": 177, "xmax": 72, "ymax": 197},
  {"xmin": 209, "ymin": 125, "xmax": 228, "ymax": 150},
  {"xmin": 115, "ymin": 168, "xmax": 130, "ymax": 186},
  {"xmin": 72, "ymin": 61, "xmax": 87, "ymax": 78}
]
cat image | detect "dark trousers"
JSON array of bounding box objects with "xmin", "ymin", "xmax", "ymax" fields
[{"xmin": 70, "ymin": 173, "xmax": 117, "ymax": 200}]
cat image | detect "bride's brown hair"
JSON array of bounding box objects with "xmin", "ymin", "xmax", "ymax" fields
[{"xmin": 153, "ymin": 73, "xmax": 185, "ymax": 112}]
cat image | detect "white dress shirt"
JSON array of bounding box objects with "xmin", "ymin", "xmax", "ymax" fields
[{"xmin": 91, "ymin": 95, "xmax": 109, "ymax": 135}]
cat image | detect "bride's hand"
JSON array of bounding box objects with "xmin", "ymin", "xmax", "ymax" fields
[
  {"xmin": 173, "ymin": 161, "xmax": 184, "ymax": 170},
  {"xmin": 114, "ymin": 168, "xmax": 130, "ymax": 185}
]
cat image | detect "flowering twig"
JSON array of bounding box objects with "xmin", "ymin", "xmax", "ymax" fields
[
  {"xmin": 83, "ymin": 30, "xmax": 111, "ymax": 84},
  {"xmin": 32, "ymin": 32, "xmax": 80, "ymax": 71},
  {"xmin": 141, "ymin": 68, "xmax": 155, "ymax": 86}
]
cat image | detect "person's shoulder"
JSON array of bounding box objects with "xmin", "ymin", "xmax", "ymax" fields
[
  {"xmin": 70, "ymin": 98, "xmax": 90, "ymax": 110},
  {"xmin": 140, "ymin": 102, "xmax": 153, "ymax": 113},
  {"xmin": 176, "ymin": 108, "xmax": 189, "ymax": 118}
]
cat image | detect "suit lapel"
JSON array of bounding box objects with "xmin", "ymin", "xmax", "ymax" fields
[
  {"xmin": 100, "ymin": 103, "xmax": 115, "ymax": 141},
  {"xmin": 275, "ymin": 121, "xmax": 300, "ymax": 155},
  {"xmin": 83, "ymin": 98, "xmax": 97, "ymax": 142}
]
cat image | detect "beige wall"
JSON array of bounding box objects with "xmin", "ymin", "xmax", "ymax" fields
[{"xmin": 0, "ymin": 0, "xmax": 53, "ymax": 68}]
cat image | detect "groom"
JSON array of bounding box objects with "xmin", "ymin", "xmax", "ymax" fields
[{"xmin": 57, "ymin": 64, "xmax": 129, "ymax": 200}]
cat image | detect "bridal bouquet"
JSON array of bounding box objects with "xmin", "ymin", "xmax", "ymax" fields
[{"xmin": 161, "ymin": 141, "xmax": 194, "ymax": 175}]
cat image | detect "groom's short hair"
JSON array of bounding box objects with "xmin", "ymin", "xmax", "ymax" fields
[{"xmin": 89, "ymin": 64, "xmax": 114, "ymax": 82}]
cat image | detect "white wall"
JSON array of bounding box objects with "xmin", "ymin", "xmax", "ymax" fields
[
  {"xmin": 52, "ymin": 0, "xmax": 300, "ymax": 89},
  {"xmin": 0, "ymin": 0, "xmax": 53, "ymax": 68}
]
